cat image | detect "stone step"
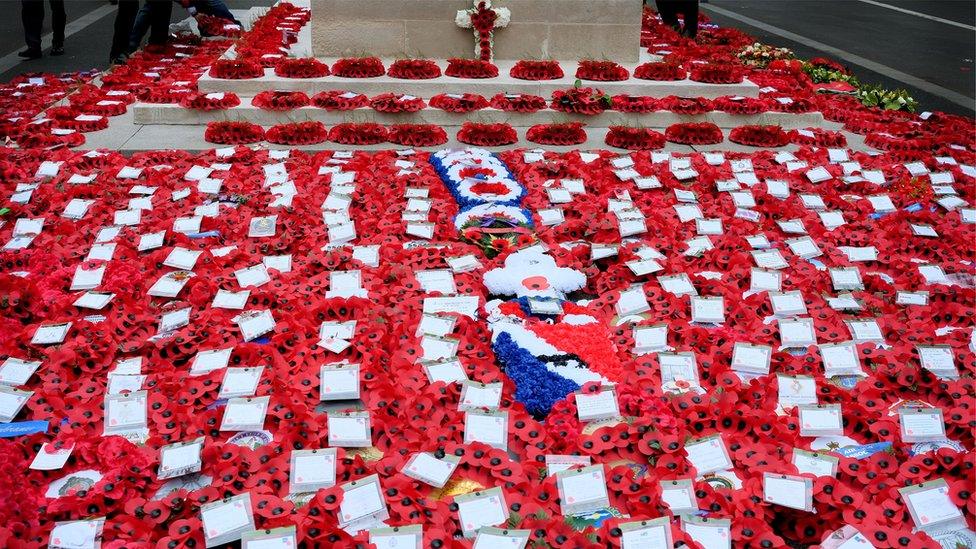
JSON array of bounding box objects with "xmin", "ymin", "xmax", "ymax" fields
[
  {"xmin": 197, "ymin": 58, "xmax": 762, "ymax": 98},
  {"xmin": 85, "ymin": 112, "xmax": 874, "ymax": 154},
  {"xmin": 133, "ymin": 101, "xmax": 830, "ymax": 129}
]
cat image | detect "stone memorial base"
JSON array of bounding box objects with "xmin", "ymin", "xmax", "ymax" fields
[{"xmin": 310, "ymin": 0, "xmax": 643, "ymax": 62}]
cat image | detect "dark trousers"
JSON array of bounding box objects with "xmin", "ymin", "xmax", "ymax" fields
[
  {"xmin": 130, "ymin": 0, "xmax": 237, "ymax": 50},
  {"xmin": 111, "ymin": 0, "xmax": 139, "ymax": 60},
  {"xmin": 21, "ymin": 0, "xmax": 66, "ymax": 51},
  {"xmin": 657, "ymin": 0, "xmax": 699, "ymax": 38}
]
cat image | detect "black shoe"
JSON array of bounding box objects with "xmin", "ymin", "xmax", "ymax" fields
[
  {"xmin": 110, "ymin": 53, "xmax": 128, "ymax": 65},
  {"xmin": 51, "ymin": 45, "xmax": 64, "ymax": 56},
  {"xmin": 18, "ymin": 48, "xmax": 42, "ymax": 59}
]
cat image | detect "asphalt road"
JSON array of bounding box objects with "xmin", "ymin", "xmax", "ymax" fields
[
  {"xmin": 0, "ymin": 0, "xmax": 972, "ymax": 116},
  {"xmin": 703, "ymin": 0, "xmax": 975, "ymax": 116}
]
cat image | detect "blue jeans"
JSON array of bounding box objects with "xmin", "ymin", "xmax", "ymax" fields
[{"xmin": 129, "ymin": 0, "xmax": 239, "ymax": 52}]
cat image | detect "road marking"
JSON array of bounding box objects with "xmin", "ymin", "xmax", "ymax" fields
[
  {"xmin": 0, "ymin": 4, "xmax": 116, "ymax": 75},
  {"xmin": 854, "ymin": 0, "xmax": 975, "ymax": 31},
  {"xmin": 704, "ymin": 3, "xmax": 976, "ymax": 111}
]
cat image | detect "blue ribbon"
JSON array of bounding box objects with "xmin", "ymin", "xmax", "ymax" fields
[{"xmin": 0, "ymin": 420, "xmax": 48, "ymax": 438}]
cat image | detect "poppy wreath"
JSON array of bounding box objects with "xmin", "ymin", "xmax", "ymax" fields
[
  {"xmin": 551, "ymin": 87, "xmax": 612, "ymax": 115},
  {"xmin": 273, "ymin": 57, "xmax": 330, "ymax": 79},
  {"xmin": 605, "ymin": 126, "xmax": 666, "ymax": 150},
  {"xmin": 689, "ymin": 63, "xmax": 744, "ymax": 84},
  {"xmin": 788, "ymin": 127, "xmax": 848, "ymax": 148},
  {"xmin": 728, "ymin": 124, "xmax": 790, "ymax": 147},
  {"xmin": 664, "ymin": 121, "xmax": 724, "ymax": 144},
  {"xmin": 310, "ymin": 90, "xmax": 369, "ymax": 111},
  {"xmin": 203, "ymin": 120, "xmax": 265, "ymax": 144},
  {"xmin": 195, "ymin": 13, "xmax": 242, "ymax": 37},
  {"xmin": 611, "ymin": 95, "xmax": 659, "ymax": 113},
  {"xmin": 369, "ymin": 93, "xmax": 427, "ymax": 113},
  {"xmin": 456, "ymin": 122, "xmax": 518, "ymax": 146},
  {"xmin": 174, "ymin": 91, "xmax": 237, "ymax": 112},
  {"xmin": 74, "ymin": 98, "xmax": 129, "ymax": 117},
  {"xmin": 264, "ymin": 121, "xmax": 328, "ymax": 145},
  {"xmin": 576, "ymin": 60, "xmax": 630, "ymax": 81},
  {"xmin": 386, "ymin": 124, "xmax": 448, "ymax": 147},
  {"xmin": 713, "ymin": 95, "xmax": 771, "ymax": 115},
  {"xmin": 327, "ymin": 122, "xmax": 387, "ymax": 145},
  {"xmin": 428, "ymin": 93, "xmax": 489, "ymax": 113},
  {"xmin": 251, "ymin": 90, "xmax": 310, "ymax": 111},
  {"xmin": 657, "ymin": 95, "xmax": 714, "ymax": 116},
  {"xmin": 52, "ymin": 114, "xmax": 109, "ymax": 133},
  {"xmin": 209, "ymin": 59, "xmax": 264, "ymax": 79},
  {"xmin": 489, "ymin": 93, "xmax": 547, "ymax": 113},
  {"xmin": 16, "ymin": 127, "xmax": 86, "ymax": 148},
  {"xmin": 387, "ymin": 59, "xmax": 442, "ymax": 80},
  {"xmin": 770, "ymin": 96, "xmax": 817, "ymax": 114},
  {"xmin": 509, "ymin": 60, "xmax": 564, "ymax": 81},
  {"xmin": 445, "ymin": 58, "xmax": 499, "ymax": 79},
  {"xmin": 444, "ymin": 57, "xmax": 498, "ymax": 78},
  {"xmin": 633, "ymin": 61, "xmax": 686, "ymax": 81},
  {"xmin": 331, "ymin": 57, "xmax": 385, "ymax": 78},
  {"xmin": 864, "ymin": 131, "xmax": 935, "ymax": 153},
  {"xmin": 137, "ymin": 86, "xmax": 191, "ymax": 104},
  {"xmin": 526, "ymin": 123, "xmax": 588, "ymax": 146}
]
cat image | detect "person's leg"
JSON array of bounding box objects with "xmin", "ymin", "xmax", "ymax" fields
[
  {"xmin": 655, "ymin": 0, "xmax": 679, "ymax": 30},
  {"xmin": 679, "ymin": 0, "xmax": 699, "ymax": 38},
  {"xmin": 146, "ymin": 0, "xmax": 173, "ymax": 46},
  {"xmin": 128, "ymin": 3, "xmax": 153, "ymax": 52},
  {"xmin": 111, "ymin": 0, "xmax": 139, "ymax": 61},
  {"xmin": 193, "ymin": 0, "xmax": 240, "ymax": 24},
  {"xmin": 49, "ymin": 0, "xmax": 66, "ymax": 52},
  {"xmin": 21, "ymin": 0, "xmax": 44, "ymax": 54}
]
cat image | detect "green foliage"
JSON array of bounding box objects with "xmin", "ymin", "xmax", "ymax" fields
[
  {"xmin": 801, "ymin": 62, "xmax": 917, "ymax": 112},
  {"xmin": 801, "ymin": 63, "xmax": 859, "ymax": 86},
  {"xmin": 855, "ymin": 83, "xmax": 919, "ymax": 112}
]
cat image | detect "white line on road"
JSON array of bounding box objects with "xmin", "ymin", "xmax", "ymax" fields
[
  {"xmin": 0, "ymin": 4, "xmax": 116, "ymax": 76},
  {"xmin": 855, "ymin": 0, "xmax": 975, "ymax": 31},
  {"xmin": 704, "ymin": 3, "xmax": 976, "ymax": 111}
]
